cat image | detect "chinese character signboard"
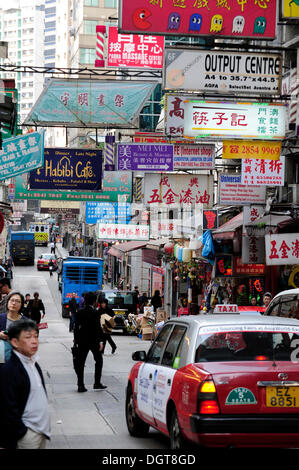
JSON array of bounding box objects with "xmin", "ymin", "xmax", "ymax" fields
[
  {"xmin": 235, "ymin": 257, "xmax": 265, "ymax": 275},
  {"xmin": 86, "ymin": 202, "xmax": 131, "ymax": 225},
  {"xmin": 173, "ymin": 144, "xmax": 215, "ymax": 170},
  {"xmin": 144, "ymin": 173, "xmax": 213, "ymax": 207},
  {"xmin": 117, "ymin": 143, "xmax": 173, "ymax": 171},
  {"xmin": 164, "ymin": 49, "xmax": 281, "ymax": 95},
  {"xmin": 15, "ymin": 171, "xmax": 132, "ymax": 202},
  {"xmin": 119, "ymin": 0, "xmax": 277, "ymax": 40},
  {"xmin": 0, "ymin": 131, "xmax": 44, "ymax": 180},
  {"xmin": 242, "ymin": 205, "xmax": 265, "ymax": 264},
  {"xmin": 265, "ymin": 233, "xmax": 299, "ymax": 266},
  {"xmin": 219, "ymin": 174, "xmax": 266, "ymax": 205},
  {"xmin": 29, "ymin": 148, "xmax": 102, "ymax": 191},
  {"xmin": 241, "ymin": 156, "xmax": 285, "ymax": 186},
  {"xmin": 184, "ymin": 101, "xmax": 286, "ymax": 140},
  {"xmin": 165, "ymin": 94, "xmax": 189, "ymax": 137},
  {"xmin": 222, "ymin": 140, "xmax": 281, "ymax": 160},
  {"xmin": 107, "ymin": 26, "xmax": 164, "ymax": 69},
  {"xmin": 97, "ymin": 223, "xmax": 149, "ymax": 241},
  {"xmin": 24, "ymin": 79, "xmax": 157, "ymax": 128}
]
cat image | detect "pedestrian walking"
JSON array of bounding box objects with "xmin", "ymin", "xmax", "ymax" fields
[
  {"xmin": 98, "ymin": 298, "xmax": 117, "ymax": 354},
  {"xmin": 27, "ymin": 292, "xmax": 45, "ymax": 325},
  {"xmin": 0, "ymin": 278, "xmax": 12, "ymax": 314},
  {"xmin": 138, "ymin": 292, "xmax": 148, "ymax": 313},
  {"xmin": 151, "ymin": 289, "xmax": 162, "ymax": 312},
  {"xmin": 48, "ymin": 259, "xmax": 54, "ymax": 277},
  {"xmin": 0, "ymin": 319, "xmax": 50, "ymax": 449},
  {"xmin": 0, "ymin": 292, "xmax": 26, "ymax": 363},
  {"xmin": 23, "ymin": 293, "xmax": 31, "ymax": 316},
  {"xmin": 68, "ymin": 292, "xmax": 77, "ymax": 332},
  {"xmin": 73, "ymin": 291, "xmax": 106, "ymax": 392},
  {"xmin": 50, "ymin": 241, "xmax": 55, "ymax": 254}
]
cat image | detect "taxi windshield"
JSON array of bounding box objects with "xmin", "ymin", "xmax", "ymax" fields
[{"xmin": 195, "ymin": 330, "xmax": 299, "ymax": 362}]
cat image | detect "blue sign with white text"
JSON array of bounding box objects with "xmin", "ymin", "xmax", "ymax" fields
[{"xmin": 86, "ymin": 202, "xmax": 131, "ymax": 225}]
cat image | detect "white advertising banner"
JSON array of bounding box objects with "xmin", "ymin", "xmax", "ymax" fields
[
  {"xmin": 184, "ymin": 101, "xmax": 286, "ymax": 140},
  {"xmin": 97, "ymin": 223, "xmax": 149, "ymax": 241},
  {"xmin": 165, "ymin": 93, "xmax": 190, "ymax": 137},
  {"xmin": 241, "ymin": 156, "xmax": 285, "ymax": 186},
  {"xmin": 173, "ymin": 143, "xmax": 215, "ymax": 170},
  {"xmin": 219, "ymin": 174, "xmax": 266, "ymax": 205},
  {"xmin": 265, "ymin": 233, "xmax": 299, "ymax": 266},
  {"xmin": 164, "ymin": 49, "xmax": 281, "ymax": 95},
  {"xmin": 143, "ymin": 173, "xmax": 213, "ymax": 208}
]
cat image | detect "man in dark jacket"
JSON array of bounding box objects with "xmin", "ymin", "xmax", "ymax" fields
[
  {"xmin": 0, "ymin": 319, "xmax": 50, "ymax": 449},
  {"xmin": 73, "ymin": 292, "xmax": 106, "ymax": 392}
]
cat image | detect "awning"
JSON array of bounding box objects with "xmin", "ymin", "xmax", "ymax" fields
[
  {"xmin": 212, "ymin": 212, "xmax": 243, "ymax": 240},
  {"xmin": 108, "ymin": 241, "xmax": 148, "ymax": 259},
  {"xmin": 245, "ymin": 214, "xmax": 293, "ymax": 236}
]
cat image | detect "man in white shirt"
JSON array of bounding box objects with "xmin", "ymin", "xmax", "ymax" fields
[{"xmin": 0, "ymin": 319, "xmax": 50, "ymax": 449}]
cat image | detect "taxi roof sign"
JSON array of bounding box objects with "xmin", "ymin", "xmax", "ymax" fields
[{"xmin": 214, "ymin": 304, "xmax": 239, "ymax": 314}]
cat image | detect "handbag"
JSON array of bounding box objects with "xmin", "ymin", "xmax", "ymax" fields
[{"xmin": 37, "ymin": 322, "xmax": 48, "ymax": 330}]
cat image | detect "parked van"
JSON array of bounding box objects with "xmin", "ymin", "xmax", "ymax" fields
[{"xmin": 265, "ymin": 288, "xmax": 299, "ymax": 319}]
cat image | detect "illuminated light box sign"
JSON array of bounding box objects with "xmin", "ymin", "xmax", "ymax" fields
[
  {"xmin": 119, "ymin": 0, "xmax": 277, "ymax": 40},
  {"xmin": 184, "ymin": 101, "xmax": 286, "ymax": 140},
  {"xmin": 282, "ymin": 0, "xmax": 299, "ymax": 19},
  {"xmin": 164, "ymin": 49, "xmax": 281, "ymax": 95},
  {"xmin": 107, "ymin": 26, "xmax": 164, "ymax": 69},
  {"xmin": 173, "ymin": 143, "xmax": 215, "ymax": 170},
  {"xmin": 222, "ymin": 140, "xmax": 281, "ymax": 160},
  {"xmin": 86, "ymin": 202, "xmax": 131, "ymax": 225}
]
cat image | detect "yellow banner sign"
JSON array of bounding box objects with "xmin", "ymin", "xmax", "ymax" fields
[
  {"xmin": 282, "ymin": 0, "xmax": 299, "ymax": 19},
  {"xmin": 222, "ymin": 140, "xmax": 281, "ymax": 160}
]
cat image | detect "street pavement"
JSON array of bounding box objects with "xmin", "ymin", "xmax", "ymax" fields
[{"xmin": 11, "ymin": 244, "xmax": 167, "ymax": 450}]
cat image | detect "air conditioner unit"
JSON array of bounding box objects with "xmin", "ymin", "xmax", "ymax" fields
[{"xmin": 278, "ymin": 184, "xmax": 299, "ymax": 203}]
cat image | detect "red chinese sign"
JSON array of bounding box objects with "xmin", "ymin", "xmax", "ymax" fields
[
  {"xmin": 107, "ymin": 27, "xmax": 164, "ymax": 69},
  {"xmin": 266, "ymin": 233, "xmax": 299, "ymax": 266},
  {"xmin": 241, "ymin": 156, "xmax": 285, "ymax": 186},
  {"xmin": 144, "ymin": 173, "xmax": 213, "ymax": 207},
  {"xmin": 235, "ymin": 257, "xmax": 265, "ymax": 275},
  {"xmin": 119, "ymin": 0, "xmax": 277, "ymax": 40}
]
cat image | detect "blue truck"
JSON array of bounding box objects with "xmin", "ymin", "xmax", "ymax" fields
[
  {"xmin": 60, "ymin": 256, "xmax": 104, "ymax": 318},
  {"xmin": 10, "ymin": 231, "xmax": 35, "ymax": 266}
]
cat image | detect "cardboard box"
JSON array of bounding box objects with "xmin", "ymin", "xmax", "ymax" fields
[
  {"xmin": 142, "ymin": 326, "xmax": 153, "ymax": 341},
  {"xmin": 140, "ymin": 317, "xmax": 151, "ymax": 328},
  {"xmin": 156, "ymin": 308, "xmax": 168, "ymax": 323}
]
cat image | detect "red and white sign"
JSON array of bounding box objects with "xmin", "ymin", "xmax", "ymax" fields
[
  {"xmin": 265, "ymin": 233, "xmax": 299, "ymax": 266},
  {"xmin": 107, "ymin": 27, "xmax": 164, "ymax": 69},
  {"xmin": 97, "ymin": 223, "xmax": 149, "ymax": 241},
  {"xmin": 241, "ymin": 156, "xmax": 285, "ymax": 186},
  {"xmin": 165, "ymin": 94, "xmax": 189, "ymax": 137},
  {"xmin": 213, "ymin": 304, "xmax": 238, "ymax": 313}
]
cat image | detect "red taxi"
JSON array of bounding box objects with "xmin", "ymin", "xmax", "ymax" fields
[
  {"xmin": 126, "ymin": 315, "xmax": 299, "ymax": 449},
  {"xmin": 37, "ymin": 253, "xmax": 57, "ymax": 271}
]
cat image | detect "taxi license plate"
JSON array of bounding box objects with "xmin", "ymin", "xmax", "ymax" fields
[{"xmin": 266, "ymin": 386, "xmax": 299, "ymax": 407}]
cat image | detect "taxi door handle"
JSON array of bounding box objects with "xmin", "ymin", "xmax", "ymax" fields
[
  {"xmin": 149, "ymin": 373, "xmax": 152, "ymax": 380},
  {"xmin": 167, "ymin": 379, "xmax": 171, "ymax": 386}
]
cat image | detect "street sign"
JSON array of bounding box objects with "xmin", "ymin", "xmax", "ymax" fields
[{"xmin": 117, "ymin": 143, "xmax": 173, "ymax": 171}]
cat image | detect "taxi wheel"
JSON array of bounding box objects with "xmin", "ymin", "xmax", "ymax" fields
[
  {"xmin": 169, "ymin": 409, "xmax": 187, "ymax": 450},
  {"xmin": 126, "ymin": 385, "xmax": 149, "ymax": 437}
]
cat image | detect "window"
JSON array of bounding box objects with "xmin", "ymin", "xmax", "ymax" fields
[
  {"xmin": 195, "ymin": 330, "xmax": 299, "ymax": 362},
  {"xmin": 161, "ymin": 325, "xmax": 186, "ymax": 368},
  {"xmin": 147, "ymin": 323, "xmax": 173, "ymax": 364},
  {"xmin": 84, "ymin": 20, "xmax": 98, "ymax": 34},
  {"xmin": 85, "ymin": 0, "xmax": 99, "ymax": 6},
  {"xmin": 104, "ymin": 0, "xmax": 117, "ymax": 7},
  {"xmin": 79, "ymin": 48, "xmax": 96, "ymax": 64}
]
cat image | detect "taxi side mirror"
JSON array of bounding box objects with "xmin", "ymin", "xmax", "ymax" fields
[{"xmin": 132, "ymin": 351, "xmax": 147, "ymax": 362}]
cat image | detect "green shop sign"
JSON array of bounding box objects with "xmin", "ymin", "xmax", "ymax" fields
[{"xmin": 15, "ymin": 171, "xmax": 132, "ymax": 202}]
